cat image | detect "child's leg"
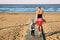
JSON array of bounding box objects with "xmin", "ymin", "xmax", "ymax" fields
[{"xmin": 31, "ymin": 30, "xmax": 35, "ymax": 36}]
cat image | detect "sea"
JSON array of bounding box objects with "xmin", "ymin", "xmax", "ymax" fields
[{"xmin": 0, "ymin": 4, "xmax": 60, "ymax": 12}]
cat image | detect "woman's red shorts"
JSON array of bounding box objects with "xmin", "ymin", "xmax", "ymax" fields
[{"xmin": 36, "ymin": 18, "xmax": 42, "ymax": 26}]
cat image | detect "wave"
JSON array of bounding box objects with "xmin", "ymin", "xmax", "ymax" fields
[
  {"xmin": 0, "ymin": 8, "xmax": 36, "ymax": 12},
  {"xmin": 56, "ymin": 8, "xmax": 60, "ymax": 12},
  {"xmin": 0, "ymin": 8, "xmax": 60, "ymax": 12},
  {"xmin": 42, "ymin": 8, "xmax": 55, "ymax": 12}
]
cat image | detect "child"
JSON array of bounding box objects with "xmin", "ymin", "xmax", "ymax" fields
[{"xmin": 31, "ymin": 18, "xmax": 36, "ymax": 36}]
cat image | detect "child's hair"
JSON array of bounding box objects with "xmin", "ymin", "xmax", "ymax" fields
[{"xmin": 31, "ymin": 19, "xmax": 34, "ymax": 22}]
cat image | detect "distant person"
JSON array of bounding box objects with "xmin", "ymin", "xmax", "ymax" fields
[{"xmin": 36, "ymin": 6, "xmax": 46, "ymax": 34}]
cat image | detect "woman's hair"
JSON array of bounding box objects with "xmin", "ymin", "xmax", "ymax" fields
[{"xmin": 38, "ymin": 6, "xmax": 41, "ymax": 9}]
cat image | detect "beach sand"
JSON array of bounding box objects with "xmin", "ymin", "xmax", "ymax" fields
[{"xmin": 0, "ymin": 12, "xmax": 60, "ymax": 40}]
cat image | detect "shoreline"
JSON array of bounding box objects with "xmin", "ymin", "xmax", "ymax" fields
[{"xmin": 0, "ymin": 12, "xmax": 60, "ymax": 14}]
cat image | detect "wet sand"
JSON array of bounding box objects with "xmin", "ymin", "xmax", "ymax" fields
[{"xmin": 0, "ymin": 12, "xmax": 60, "ymax": 40}]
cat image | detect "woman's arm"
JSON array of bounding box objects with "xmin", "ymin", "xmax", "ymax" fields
[
  {"xmin": 36, "ymin": 11, "xmax": 38, "ymax": 20},
  {"xmin": 42, "ymin": 10, "xmax": 46, "ymax": 19}
]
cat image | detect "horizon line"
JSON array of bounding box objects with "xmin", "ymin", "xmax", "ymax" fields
[{"xmin": 0, "ymin": 3, "xmax": 59, "ymax": 4}]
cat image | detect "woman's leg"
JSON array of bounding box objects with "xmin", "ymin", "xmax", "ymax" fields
[
  {"xmin": 38, "ymin": 26, "xmax": 40, "ymax": 31},
  {"xmin": 38, "ymin": 26, "xmax": 42, "ymax": 31}
]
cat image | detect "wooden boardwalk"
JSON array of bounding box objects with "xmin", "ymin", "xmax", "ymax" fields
[{"xmin": 25, "ymin": 25, "xmax": 46, "ymax": 40}]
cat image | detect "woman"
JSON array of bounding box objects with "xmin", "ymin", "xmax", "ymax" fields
[{"xmin": 36, "ymin": 6, "xmax": 46, "ymax": 32}]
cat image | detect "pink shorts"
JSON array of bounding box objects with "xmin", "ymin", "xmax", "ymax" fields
[{"xmin": 36, "ymin": 18, "xmax": 42, "ymax": 26}]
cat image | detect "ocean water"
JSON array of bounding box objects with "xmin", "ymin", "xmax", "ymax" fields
[{"xmin": 0, "ymin": 4, "xmax": 60, "ymax": 12}]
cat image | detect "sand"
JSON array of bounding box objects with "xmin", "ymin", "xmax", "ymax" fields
[{"xmin": 0, "ymin": 12, "xmax": 60, "ymax": 40}]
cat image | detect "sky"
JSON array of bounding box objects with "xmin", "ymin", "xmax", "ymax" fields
[{"xmin": 0, "ymin": 0, "xmax": 60, "ymax": 4}]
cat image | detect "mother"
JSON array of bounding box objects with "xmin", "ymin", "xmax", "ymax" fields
[{"xmin": 36, "ymin": 6, "xmax": 46, "ymax": 33}]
